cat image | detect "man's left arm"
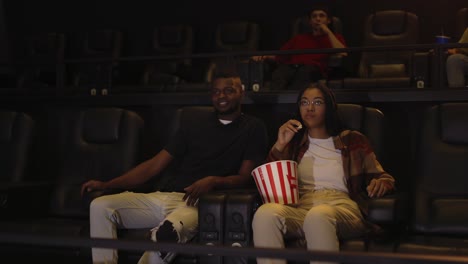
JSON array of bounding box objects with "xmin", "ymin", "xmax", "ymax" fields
[
  {"xmin": 321, "ymin": 24, "xmax": 347, "ymax": 56},
  {"xmin": 182, "ymin": 161, "xmax": 258, "ymax": 206}
]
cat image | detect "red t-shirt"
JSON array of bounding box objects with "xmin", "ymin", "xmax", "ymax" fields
[{"xmin": 275, "ymin": 32, "xmax": 346, "ymax": 75}]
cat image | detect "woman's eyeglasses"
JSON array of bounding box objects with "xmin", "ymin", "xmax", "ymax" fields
[{"xmin": 298, "ymin": 98, "xmax": 325, "ymax": 107}]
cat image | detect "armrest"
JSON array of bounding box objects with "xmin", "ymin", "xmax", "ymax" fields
[
  {"xmin": 328, "ymin": 54, "xmax": 345, "ymax": 68},
  {"xmin": 367, "ymin": 192, "xmax": 409, "ymax": 226},
  {"xmin": 412, "ymin": 52, "xmax": 432, "ymax": 88},
  {"xmin": 0, "ymin": 181, "xmax": 55, "ymax": 219},
  {"xmin": 198, "ymin": 189, "xmax": 261, "ymax": 264},
  {"xmin": 198, "ymin": 188, "xmax": 261, "ymax": 242},
  {"xmin": 327, "ymin": 54, "xmax": 347, "ymax": 80}
]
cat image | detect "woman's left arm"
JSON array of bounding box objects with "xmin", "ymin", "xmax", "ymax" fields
[{"xmin": 363, "ymin": 151, "xmax": 395, "ymax": 198}]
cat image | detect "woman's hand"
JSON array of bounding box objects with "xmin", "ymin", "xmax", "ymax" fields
[
  {"xmin": 274, "ymin": 119, "xmax": 303, "ymax": 152},
  {"xmin": 367, "ymin": 178, "xmax": 393, "ymax": 198}
]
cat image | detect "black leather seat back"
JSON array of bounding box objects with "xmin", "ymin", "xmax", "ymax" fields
[
  {"xmin": 0, "ymin": 111, "xmax": 34, "ymax": 183},
  {"xmin": 18, "ymin": 32, "xmax": 65, "ymax": 88},
  {"xmin": 205, "ymin": 21, "xmax": 260, "ymax": 83},
  {"xmin": 82, "ymin": 29, "xmax": 123, "ymax": 59},
  {"xmin": 142, "ymin": 25, "xmax": 194, "ymax": 86},
  {"xmin": 153, "ymin": 25, "xmax": 193, "ymax": 66},
  {"xmin": 25, "ymin": 32, "xmax": 65, "ymax": 63},
  {"xmin": 50, "ymin": 107, "xmax": 143, "ymax": 218},
  {"xmin": 412, "ymin": 103, "xmax": 468, "ymax": 235},
  {"xmin": 337, "ymin": 103, "xmax": 385, "ymax": 160},
  {"xmin": 359, "ymin": 10, "xmax": 419, "ymax": 79},
  {"xmin": 215, "ymin": 21, "xmax": 259, "ymax": 52},
  {"xmin": 72, "ymin": 29, "xmax": 123, "ymax": 87}
]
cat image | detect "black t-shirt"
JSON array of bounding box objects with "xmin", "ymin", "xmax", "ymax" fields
[{"xmin": 164, "ymin": 108, "xmax": 268, "ymax": 192}]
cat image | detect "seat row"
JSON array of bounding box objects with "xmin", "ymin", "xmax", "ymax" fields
[
  {"xmin": 1, "ymin": 8, "xmax": 466, "ymax": 95},
  {"xmin": 0, "ymin": 101, "xmax": 467, "ymax": 263}
]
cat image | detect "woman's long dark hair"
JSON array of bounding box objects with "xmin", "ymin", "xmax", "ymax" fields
[{"xmin": 289, "ymin": 82, "xmax": 344, "ymax": 159}]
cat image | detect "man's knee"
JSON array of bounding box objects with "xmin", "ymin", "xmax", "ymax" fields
[
  {"xmin": 150, "ymin": 220, "xmax": 180, "ymax": 260},
  {"xmin": 90, "ymin": 195, "xmax": 112, "ymax": 215},
  {"xmin": 447, "ymin": 54, "xmax": 466, "ymax": 67},
  {"xmin": 154, "ymin": 220, "xmax": 179, "ymax": 243}
]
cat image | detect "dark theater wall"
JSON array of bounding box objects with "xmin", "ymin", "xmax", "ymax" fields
[
  {"xmin": 2, "ymin": 0, "xmax": 467, "ymax": 57},
  {"xmin": 0, "ymin": 0, "xmax": 8, "ymax": 63}
]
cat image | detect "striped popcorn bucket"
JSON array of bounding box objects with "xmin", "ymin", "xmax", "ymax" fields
[{"xmin": 251, "ymin": 160, "xmax": 299, "ymax": 205}]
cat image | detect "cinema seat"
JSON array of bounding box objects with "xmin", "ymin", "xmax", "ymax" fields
[
  {"xmin": 203, "ymin": 21, "xmax": 260, "ymax": 90},
  {"xmin": 70, "ymin": 29, "xmax": 123, "ymax": 94},
  {"xmin": 142, "ymin": 24, "xmax": 194, "ymax": 92},
  {"xmin": 336, "ymin": 10, "xmax": 423, "ymax": 90},
  {"xmin": 0, "ymin": 107, "xmax": 144, "ymax": 263},
  {"xmin": 0, "ymin": 111, "xmax": 34, "ymax": 184},
  {"xmin": 397, "ymin": 103, "xmax": 468, "ymax": 256},
  {"xmin": 18, "ymin": 32, "xmax": 66, "ymax": 91}
]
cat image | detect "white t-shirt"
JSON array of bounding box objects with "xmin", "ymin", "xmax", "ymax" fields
[
  {"xmin": 297, "ymin": 136, "xmax": 348, "ymax": 195},
  {"xmin": 219, "ymin": 119, "xmax": 233, "ymax": 125}
]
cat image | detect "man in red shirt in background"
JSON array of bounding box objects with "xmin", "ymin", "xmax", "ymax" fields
[{"xmin": 253, "ymin": 5, "xmax": 346, "ymax": 90}]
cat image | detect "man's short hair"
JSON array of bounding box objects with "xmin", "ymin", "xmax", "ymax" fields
[{"xmin": 308, "ymin": 4, "xmax": 332, "ymax": 19}]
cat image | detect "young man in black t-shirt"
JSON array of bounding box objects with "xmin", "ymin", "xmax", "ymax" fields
[{"xmin": 81, "ymin": 69, "xmax": 269, "ymax": 264}]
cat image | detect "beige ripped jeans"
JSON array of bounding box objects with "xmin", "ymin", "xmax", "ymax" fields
[{"xmin": 90, "ymin": 191, "xmax": 198, "ymax": 264}]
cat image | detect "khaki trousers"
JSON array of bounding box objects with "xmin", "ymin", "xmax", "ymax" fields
[
  {"xmin": 253, "ymin": 189, "xmax": 366, "ymax": 264},
  {"xmin": 90, "ymin": 191, "xmax": 198, "ymax": 264}
]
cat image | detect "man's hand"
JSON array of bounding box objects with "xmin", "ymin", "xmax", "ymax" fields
[
  {"xmin": 251, "ymin": 55, "xmax": 264, "ymax": 62},
  {"xmin": 81, "ymin": 180, "xmax": 106, "ymax": 197},
  {"xmin": 251, "ymin": 55, "xmax": 275, "ymax": 62},
  {"xmin": 183, "ymin": 176, "xmax": 219, "ymax": 206},
  {"xmin": 318, "ymin": 23, "xmax": 332, "ymax": 35},
  {"xmin": 447, "ymin": 48, "xmax": 457, "ymax": 55},
  {"xmin": 366, "ymin": 178, "xmax": 392, "ymax": 198}
]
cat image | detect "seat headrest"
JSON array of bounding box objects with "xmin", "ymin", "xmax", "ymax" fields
[
  {"xmin": 369, "ymin": 64, "xmax": 407, "ymax": 78},
  {"xmin": 155, "ymin": 25, "xmax": 189, "ymax": 47},
  {"xmin": 219, "ymin": 22, "xmax": 251, "ymax": 44},
  {"xmin": 83, "ymin": 108, "xmax": 123, "ymax": 143},
  {"xmin": 372, "ymin": 10, "xmax": 409, "ymax": 36},
  {"xmin": 440, "ymin": 103, "xmax": 468, "ymax": 144},
  {"xmin": 337, "ymin": 104, "xmax": 364, "ymax": 131},
  {"xmin": 30, "ymin": 33, "xmax": 58, "ymax": 55},
  {"xmin": 87, "ymin": 30, "xmax": 116, "ymax": 52}
]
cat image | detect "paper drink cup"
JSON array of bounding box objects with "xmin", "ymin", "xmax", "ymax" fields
[
  {"xmin": 435, "ymin": 35, "xmax": 450, "ymax": 44},
  {"xmin": 251, "ymin": 160, "xmax": 299, "ymax": 205}
]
